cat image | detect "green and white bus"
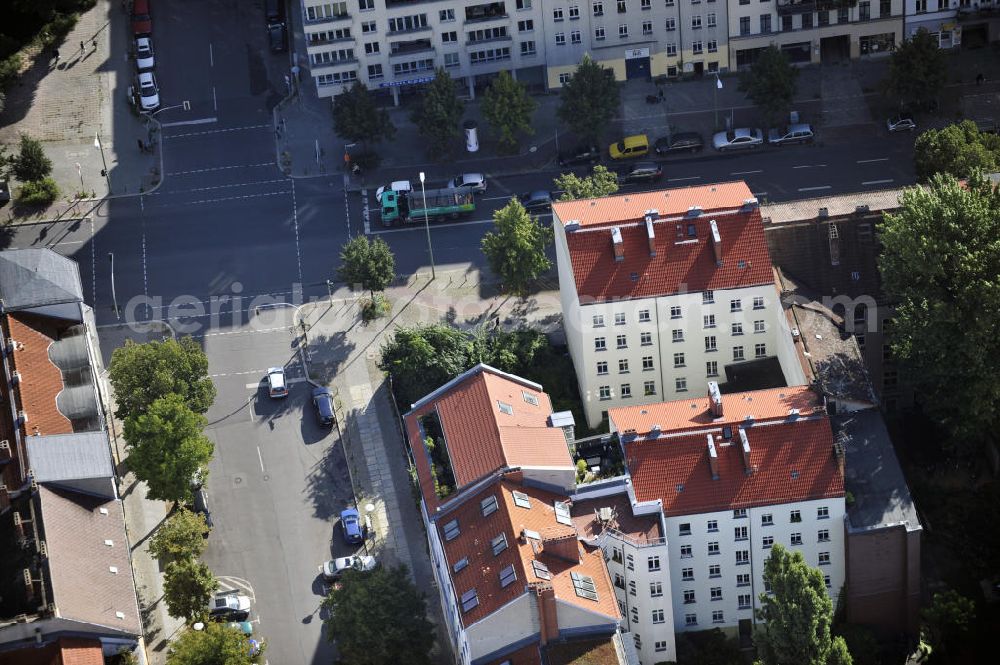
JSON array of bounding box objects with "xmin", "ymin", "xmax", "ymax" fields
[{"xmin": 380, "ymin": 187, "xmax": 475, "ymax": 226}]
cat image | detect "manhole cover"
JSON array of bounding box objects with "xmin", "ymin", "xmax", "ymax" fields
[
  {"xmin": 233, "ymin": 475, "xmax": 244, "ymax": 486},
  {"xmin": 262, "ymin": 474, "xmax": 269, "ymax": 482}
]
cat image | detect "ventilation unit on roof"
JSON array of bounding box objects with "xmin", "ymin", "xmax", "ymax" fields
[
  {"xmin": 565, "ymin": 220, "xmax": 581, "ymax": 232},
  {"xmin": 686, "ymin": 206, "xmax": 703, "ymax": 217},
  {"xmin": 855, "ymin": 205, "xmax": 870, "ymax": 215},
  {"xmin": 11, "ymin": 371, "xmax": 21, "ymax": 386},
  {"xmin": 741, "ymin": 198, "xmax": 759, "ymax": 211},
  {"xmin": 818, "ymin": 207, "xmax": 829, "ymax": 219}
]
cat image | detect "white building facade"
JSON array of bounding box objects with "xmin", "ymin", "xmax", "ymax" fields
[{"xmin": 904, "ymin": 0, "xmax": 960, "ymax": 48}]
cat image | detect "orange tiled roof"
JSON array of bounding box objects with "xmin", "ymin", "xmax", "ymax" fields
[
  {"xmin": 405, "ymin": 365, "xmax": 573, "ymax": 513},
  {"xmin": 626, "ymin": 416, "xmax": 844, "ymax": 516},
  {"xmin": 440, "ymin": 477, "xmax": 620, "ymax": 628},
  {"xmin": 8, "ymin": 314, "xmax": 73, "ymax": 436},
  {"xmin": 551, "ymin": 181, "xmax": 756, "ymax": 228},
  {"xmin": 609, "ymin": 385, "xmax": 821, "ymax": 435},
  {"xmin": 559, "ymin": 187, "xmax": 774, "ymax": 303},
  {"xmin": 0, "ymin": 637, "xmax": 104, "ymax": 665}
]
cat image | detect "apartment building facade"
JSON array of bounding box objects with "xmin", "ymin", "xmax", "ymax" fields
[
  {"xmin": 552, "ymin": 182, "xmax": 804, "ymax": 429},
  {"xmin": 727, "ymin": 0, "xmax": 904, "ymax": 68},
  {"xmin": 299, "ymin": 0, "xmax": 732, "ymax": 101}
]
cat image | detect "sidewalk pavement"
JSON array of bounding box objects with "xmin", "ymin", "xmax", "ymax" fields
[{"xmin": 0, "ymin": 0, "xmax": 160, "ymax": 221}]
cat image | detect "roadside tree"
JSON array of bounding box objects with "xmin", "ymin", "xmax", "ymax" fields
[
  {"xmin": 410, "ymin": 68, "xmax": 465, "ymax": 158},
  {"xmin": 332, "ymin": 81, "xmax": 396, "ymax": 152},
  {"xmin": 739, "ymin": 46, "xmax": 798, "ymax": 128},
  {"xmin": 556, "ymin": 54, "xmax": 620, "ymax": 146},
  {"xmin": 921, "ymin": 588, "xmax": 975, "ymax": 658},
  {"xmin": 555, "ymin": 164, "xmax": 619, "ymax": 200},
  {"xmin": 913, "ymin": 120, "xmax": 1000, "ymax": 181},
  {"xmin": 336, "ymin": 235, "xmax": 396, "ymax": 297},
  {"xmin": 108, "ymin": 337, "xmax": 216, "ymax": 422},
  {"xmin": 13, "ymin": 134, "xmax": 52, "ymax": 182},
  {"xmin": 167, "ymin": 622, "xmax": 263, "ymax": 665},
  {"xmin": 322, "ymin": 565, "xmax": 434, "ymax": 665},
  {"xmin": 482, "ymin": 71, "xmax": 536, "ymax": 153},
  {"xmin": 481, "ymin": 198, "xmax": 552, "ymax": 295},
  {"xmin": 123, "ymin": 394, "xmax": 214, "ymax": 504},
  {"xmin": 754, "ymin": 544, "xmax": 852, "ymax": 665},
  {"xmin": 878, "ymin": 173, "xmax": 1000, "ymax": 453},
  {"xmin": 885, "ymin": 29, "xmax": 947, "ymax": 111},
  {"xmin": 147, "ymin": 507, "xmax": 210, "ymax": 563},
  {"xmin": 163, "ymin": 558, "xmax": 217, "ymax": 623}
]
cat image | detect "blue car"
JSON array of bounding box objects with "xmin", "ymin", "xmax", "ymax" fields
[{"xmin": 340, "ymin": 508, "xmax": 363, "ymax": 545}]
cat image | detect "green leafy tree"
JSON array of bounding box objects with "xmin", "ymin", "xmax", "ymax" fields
[
  {"xmin": 754, "ymin": 544, "xmax": 852, "ymax": 665},
  {"xmin": 481, "ymin": 198, "xmax": 552, "ymax": 295},
  {"xmin": 332, "ymin": 81, "xmax": 396, "ymax": 151},
  {"xmin": 163, "ymin": 558, "xmax": 217, "ymax": 623},
  {"xmin": 166, "ymin": 621, "xmax": 263, "ymax": 665},
  {"xmin": 108, "ymin": 337, "xmax": 216, "ymax": 422},
  {"xmin": 336, "ymin": 235, "xmax": 396, "ymax": 297},
  {"xmin": 147, "ymin": 508, "xmax": 209, "ymax": 563},
  {"xmin": 322, "ymin": 566, "xmax": 433, "ymax": 665},
  {"xmin": 13, "ymin": 133, "xmax": 52, "ymax": 182},
  {"xmin": 481, "ymin": 71, "xmax": 536, "ymax": 152},
  {"xmin": 739, "ymin": 46, "xmax": 799, "ymax": 128},
  {"xmin": 921, "ymin": 588, "xmax": 975, "ymax": 656},
  {"xmin": 913, "ymin": 120, "xmax": 1000, "ymax": 181},
  {"xmin": 556, "ymin": 54, "xmax": 620, "ymax": 145},
  {"xmin": 123, "ymin": 394, "xmax": 214, "ymax": 504},
  {"xmin": 555, "ymin": 164, "xmax": 620, "ymax": 200},
  {"xmin": 878, "ymin": 174, "xmax": 1000, "ymax": 452},
  {"xmin": 885, "ymin": 29, "xmax": 947, "ymax": 111},
  {"xmin": 410, "ymin": 68, "xmax": 465, "ymax": 158},
  {"xmin": 674, "ymin": 628, "xmax": 743, "ymax": 665}
]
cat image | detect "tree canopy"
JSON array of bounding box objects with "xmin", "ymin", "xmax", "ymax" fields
[
  {"xmin": 557, "ymin": 54, "xmax": 620, "ymax": 145},
  {"xmin": 332, "ymin": 81, "xmax": 396, "ymax": 150},
  {"xmin": 878, "ymin": 173, "xmax": 1000, "ymax": 453},
  {"xmin": 754, "ymin": 544, "xmax": 852, "ymax": 665},
  {"xmin": 108, "ymin": 336, "xmax": 216, "ymax": 422},
  {"xmin": 885, "ymin": 29, "xmax": 947, "ymax": 111},
  {"xmin": 482, "ymin": 71, "xmax": 536, "ymax": 152},
  {"xmin": 322, "ymin": 566, "xmax": 433, "ymax": 665},
  {"xmin": 739, "ymin": 46, "xmax": 799, "ymax": 128},
  {"xmin": 410, "ymin": 68, "xmax": 465, "ymax": 158},
  {"xmin": 148, "ymin": 507, "xmax": 210, "ymax": 562},
  {"xmin": 166, "ymin": 622, "xmax": 262, "ymax": 665},
  {"xmin": 921, "ymin": 588, "xmax": 975, "ymax": 658},
  {"xmin": 13, "ymin": 134, "xmax": 52, "ymax": 182},
  {"xmin": 123, "ymin": 394, "xmax": 214, "ymax": 504},
  {"xmin": 555, "ymin": 164, "xmax": 620, "ymax": 200},
  {"xmin": 481, "ymin": 198, "xmax": 552, "ymax": 295},
  {"xmin": 336, "ymin": 235, "xmax": 396, "ymax": 297},
  {"xmin": 163, "ymin": 558, "xmax": 217, "ymax": 622},
  {"xmin": 913, "ymin": 120, "xmax": 1000, "ymax": 181}
]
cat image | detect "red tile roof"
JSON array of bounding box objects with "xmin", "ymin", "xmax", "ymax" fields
[
  {"xmin": 7, "ymin": 314, "xmax": 73, "ymax": 436},
  {"xmin": 439, "ymin": 476, "xmax": 620, "ymax": 628},
  {"xmin": 609, "ymin": 385, "xmax": 822, "ymax": 436},
  {"xmin": 559, "ymin": 188, "xmax": 774, "ymax": 302},
  {"xmin": 405, "ymin": 365, "xmax": 573, "ymax": 513},
  {"xmin": 626, "ymin": 416, "xmax": 844, "ymax": 516},
  {"xmin": 0, "ymin": 638, "xmax": 104, "ymax": 665},
  {"xmin": 552, "ymin": 181, "xmax": 756, "ymax": 227}
]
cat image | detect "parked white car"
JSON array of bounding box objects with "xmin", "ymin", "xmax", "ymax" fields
[
  {"xmin": 712, "ymin": 128, "xmax": 763, "ymax": 151},
  {"xmin": 452, "ymin": 173, "xmax": 487, "ymax": 194},
  {"xmin": 767, "ymin": 123, "xmax": 815, "ymax": 145},
  {"xmin": 266, "ymin": 366, "xmax": 287, "ymax": 398},
  {"xmin": 133, "ymin": 71, "xmax": 159, "ymax": 112},
  {"xmin": 135, "ymin": 36, "xmax": 155, "ymax": 71},
  {"xmin": 322, "ymin": 555, "xmax": 378, "ymax": 581}
]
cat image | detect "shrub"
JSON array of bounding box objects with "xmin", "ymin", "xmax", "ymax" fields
[
  {"xmin": 14, "ymin": 135, "xmax": 53, "ymax": 181},
  {"xmin": 0, "ymin": 54, "xmax": 22, "ymax": 90},
  {"xmin": 360, "ymin": 293, "xmax": 390, "ymax": 322},
  {"xmin": 17, "ymin": 178, "xmax": 59, "ymax": 206}
]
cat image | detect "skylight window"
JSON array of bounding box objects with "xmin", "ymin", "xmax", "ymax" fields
[
  {"xmin": 512, "ymin": 490, "xmax": 531, "ymax": 509},
  {"xmin": 571, "ymin": 571, "xmax": 599, "ymax": 601},
  {"xmin": 522, "ymin": 391, "xmax": 539, "ymax": 406},
  {"xmin": 499, "ymin": 564, "xmax": 517, "ymax": 587},
  {"xmin": 554, "ymin": 501, "xmax": 572, "ymax": 526},
  {"xmin": 453, "ymin": 557, "xmax": 469, "ymax": 573},
  {"xmin": 460, "ymin": 588, "xmax": 479, "ymax": 612},
  {"xmin": 491, "ymin": 532, "xmax": 509, "ymax": 555},
  {"xmin": 498, "ymin": 401, "xmax": 514, "ymax": 415},
  {"xmin": 481, "ymin": 495, "xmax": 498, "ymax": 517},
  {"xmin": 532, "ymin": 559, "xmax": 551, "ymax": 580},
  {"xmin": 443, "ymin": 519, "xmax": 460, "ymax": 541}
]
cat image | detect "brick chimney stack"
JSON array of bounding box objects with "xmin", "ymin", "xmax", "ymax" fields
[
  {"xmin": 645, "ymin": 214, "xmax": 657, "ymax": 257},
  {"xmin": 707, "ymin": 434, "xmax": 719, "ymax": 480},
  {"xmin": 708, "ymin": 381, "xmax": 723, "ymax": 417},
  {"xmin": 739, "ymin": 428, "xmax": 753, "ymax": 476},
  {"xmin": 710, "ymin": 219, "xmax": 723, "ymax": 266},
  {"xmin": 535, "ymin": 583, "xmax": 559, "ymax": 645},
  {"xmin": 541, "ymin": 527, "xmax": 580, "ymax": 563},
  {"xmin": 611, "ymin": 227, "xmax": 624, "ymax": 262}
]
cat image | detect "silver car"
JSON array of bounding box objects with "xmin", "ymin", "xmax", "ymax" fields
[
  {"xmin": 712, "ymin": 128, "xmax": 764, "ymax": 151},
  {"xmin": 452, "ymin": 173, "xmax": 487, "ymax": 194},
  {"xmin": 134, "ymin": 71, "xmax": 159, "ymax": 112},
  {"xmin": 768, "ymin": 123, "xmax": 814, "ymax": 145},
  {"xmin": 135, "ymin": 37, "xmax": 155, "ymax": 71}
]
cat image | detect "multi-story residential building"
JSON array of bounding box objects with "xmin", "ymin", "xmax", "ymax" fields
[
  {"xmin": 552, "ymin": 181, "xmax": 804, "ymax": 429},
  {"xmin": 727, "ymin": 0, "xmax": 904, "ymax": 69},
  {"xmin": 299, "ymin": 0, "xmax": 731, "ymax": 101},
  {"xmin": 610, "ymin": 383, "xmax": 847, "ymax": 642},
  {"xmin": 0, "ymin": 250, "xmax": 142, "ymax": 660},
  {"xmin": 904, "ymin": 0, "xmax": 959, "ymax": 47},
  {"xmin": 955, "ymin": 0, "xmax": 1000, "ymax": 46}
]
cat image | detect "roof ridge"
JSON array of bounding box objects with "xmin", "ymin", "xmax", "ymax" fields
[{"xmin": 405, "ymin": 362, "xmax": 544, "ymax": 413}]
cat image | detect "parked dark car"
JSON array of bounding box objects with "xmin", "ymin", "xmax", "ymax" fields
[
  {"xmin": 518, "ymin": 190, "xmax": 553, "ymax": 213},
  {"xmin": 312, "ymin": 387, "xmax": 334, "ymax": 427},
  {"xmin": 193, "ymin": 488, "xmax": 214, "ymax": 531},
  {"xmin": 558, "ymin": 144, "xmax": 601, "ymax": 167},
  {"xmin": 131, "ymin": 0, "xmax": 152, "ymax": 36},
  {"xmin": 0, "ymin": 180, "xmax": 10, "ymax": 205},
  {"xmin": 654, "ymin": 132, "xmax": 704, "ymax": 155},
  {"xmin": 618, "ymin": 162, "xmax": 663, "ymax": 185},
  {"xmin": 268, "ymin": 22, "xmax": 288, "ymax": 53}
]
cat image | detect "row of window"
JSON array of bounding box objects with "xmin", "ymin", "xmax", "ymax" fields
[
  {"xmin": 679, "ymin": 507, "xmax": 830, "ymax": 535},
  {"xmin": 590, "ymin": 295, "xmax": 764, "ymax": 328},
  {"xmin": 595, "ymin": 343, "xmax": 767, "ymax": 363},
  {"xmin": 598, "ymin": 380, "xmax": 659, "ymax": 399}
]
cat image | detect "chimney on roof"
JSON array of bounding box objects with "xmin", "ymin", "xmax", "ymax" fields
[
  {"xmin": 611, "ymin": 227, "xmax": 624, "ymax": 262},
  {"xmin": 565, "ymin": 220, "xmax": 581, "ymax": 232},
  {"xmin": 542, "ymin": 529, "xmax": 581, "ymax": 563},
  {"xmin": 741, "ymin": 198, "xmax": 759, "ymax": 212},
  {"xmin": 535, "ymin": 583, "xmax": 559, "ymax": 645},
  {"xmin": 708, "ymin": 381, "xmax": 723, "ymax": 417},
  {"xmin": 707, "ymin": 434, "xmax": 720, "ymax": 480},
  {"xmin": 834, "ymin": 441, "xmax": 846, "ymax": 478},
  {"xmin": 709, "ymin": 219, "xmax": 723, "ymax": 266},
  {"xmin": 645, "ymin": 215, "xmax": 657, "ymax": 257},
  {"xmin": 739, "ymin": 428, "xmax": 753, "ymax": 476}
]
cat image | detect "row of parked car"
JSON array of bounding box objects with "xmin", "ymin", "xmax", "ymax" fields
[{"xmin": 128, "ymin": 0, "xmax": 160, "ymax": 113}]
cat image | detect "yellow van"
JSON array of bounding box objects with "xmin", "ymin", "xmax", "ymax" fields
[{"xmin": 609, "ymin": 134, "xmax": 650, "ymax": 160}]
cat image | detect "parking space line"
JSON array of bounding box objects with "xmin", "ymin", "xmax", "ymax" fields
[
  {"xmin": 668, "ymin": 176, "xmax": 701, "ymax": 182},
  {"xmin": 792, "ymin": 164, "xmax": 828, "ymax": 169},
  {"xmin": 248, "ymin": 396, "xmax": 256, "ymax": 422},
  {"xmin": 257, "ymin": 446, "xmax": 265, "ymax": 473},
  {"xmin": 856, "ymin": 157, "xmax": 889, "ymax": 164},
  {"xmin": 798, "ymin": 185, "xmax": 832, "ymax": 192},
  {"xmin": 862, "ymin": 179, "xmax": 895, "ymax": 186},
  {"xmin": 731, "ymin": 170, "xmax": 763, "ymax": 175}
]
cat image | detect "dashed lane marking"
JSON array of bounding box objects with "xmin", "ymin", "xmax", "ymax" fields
[
  {"xmin": 862, "ymin": 179, "xmax": 895, "ymax": 186},
  {"xmin": 169, "ymin": 163, "xmax": 275, "ymax": 175},
  {"xmin": 731, "ymin": 170, "xmax": 763, "ymax": 175},
  {"xmin": 151, "ymin": 178, "xmax": 290, "ymax": 195},
  {"xmin": 856, "ymin": 158, "xmax": 889, "ymax": 164},
  {"xmin": 164, "ymin": 124, "xmax": 270, "ymax": 139},
  {"xmin": 179, "ymin": 191, "xmax": 292, "ymax": 206},
  {"xmin": 798, "ymin": 185, "xmax": 832, "ymax": 192},
  {"xmin": 792, "ymin": 164, "xmax": 828, "ymax": 169}
]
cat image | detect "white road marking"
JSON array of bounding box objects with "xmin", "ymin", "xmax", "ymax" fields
[
  {"xmin": 248, "ymin": 396, "xmax": 256, "ymax": 422},
  {"xmin": 209, "ymin": 43, "xmax": 214, "ymax": 67},
  {"xmin": 730, "ymin": 170, "xmax": 763, "ymax": 175},
  {"xmin": 181, "ymin": 191, "xmax": 292, "ymax": 205},
  {"xmin": 164, "ymin": 124, "xmax": 269, "ymax": 139},
  {"xmin": 291, "ymin": 179, "xmax": 303, "ymax": 282},
  {"xmin": 200, "ymin": 326, "xmax": 290, "ymax": 338},
  {"xmin": 667, "ymin": 175, "xmax": 701, "ymax": 182},
  {"xmin": 212, "ymin": 87, "xmax": 218, "ymax": 112},
  {"xmin": 792, "ymin": 164, "xmax": 828, "ymax": 169},
  {"xmin": 257, "ymin": 446, "xmax": 265, "ymax": 473},
  {"xmin": 169, "ymin": 162, "xmax": 274, "ymax": 175},
  {"xmin": 862, "ymin": 179, "xmax": 895, "ymax": 186},
  {"xmin": 161, "ymin": 117, "xmax": 218, "ymax": 128},
  {"xmin": 481, "ymin": 194, "xmax": 518, "ymax": 202},
  {"xmin": 856, "ymin": 157, "xmax": 889, "ymax": 164},
  {"xmin": 154, "ymin": 178, "xmax": 289, "ymax": 195},
  {"xmin": 798, "ymin": 185, "xmax": 832, "ymax": 192}
]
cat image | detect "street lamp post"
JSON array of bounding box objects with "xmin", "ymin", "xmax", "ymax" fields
[
  {"xmin": 94, "ymin": 133, "xmax": 112, "ymax": 194},
  {"xmin": 419, "ymin": 172, "xmax": 436, "ymax": 280},
  {"xmin": 108, "ymin": 252, "xmax": 120, "ymax": 320},
  {"xmin": 714, "ymin": 73, "xmax": 723, "ymax": 132}
]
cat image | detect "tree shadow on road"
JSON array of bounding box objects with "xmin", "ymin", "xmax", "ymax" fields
[
  {"xmin": 303, "ymin": 428, "xmax": 354, "ymax": 522},
  {"xmin": 305, "ymin": 331, "xmax": 356, "ymax": 385}
]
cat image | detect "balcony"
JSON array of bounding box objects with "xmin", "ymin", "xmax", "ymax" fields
[
  {"xmin": 304, "ymin": 11, "xmax": 350, "ymax": 24},
  {"xmin": 389, "ymin": 39, "xmax": 435, "ymax": 57},
  {"xmin": 776, "ymin": 0, "xmax": 856, "ymax": 15},
  {"xmin": 467, "ymin": 34, "xmax": 512, "ymax": 45},
  {"xmin": 465, "ymin": 2, "xmax": 509, "ymax": 24}
]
